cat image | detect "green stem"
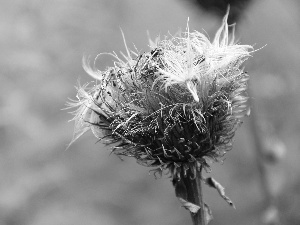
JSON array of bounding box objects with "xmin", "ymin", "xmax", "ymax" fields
[{"xmin": 182, "ymin": 166, "xmax": 206, "ymax": 225}]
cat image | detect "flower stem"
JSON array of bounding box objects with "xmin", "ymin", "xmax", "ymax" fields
[{"xmin": 181, "ymin": 166, "xmax": 206, "ymax": 225}]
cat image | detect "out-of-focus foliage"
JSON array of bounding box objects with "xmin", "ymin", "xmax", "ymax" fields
[{"xmin": 1, "ymin": 0, "xmax": 300, "ymax": 225}]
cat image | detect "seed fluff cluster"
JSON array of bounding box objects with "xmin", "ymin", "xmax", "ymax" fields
[{"xmin": 67, "ymin": 12, "xmax": 253, "ymax": 179}]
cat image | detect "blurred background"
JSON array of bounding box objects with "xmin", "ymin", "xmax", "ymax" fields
[{"xmin": 1, "ymin": 0, "xmax": 300, "ymax": 224}]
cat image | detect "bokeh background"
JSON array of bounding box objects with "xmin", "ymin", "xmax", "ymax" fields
[{"xmin": 1, "ymin": 0, "xmax": 300, "ymax": 224}]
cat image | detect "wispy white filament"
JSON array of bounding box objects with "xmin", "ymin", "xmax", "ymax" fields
[{"xmin": 155, "ymin": 10, "xmax": 252, "ymax": 102}]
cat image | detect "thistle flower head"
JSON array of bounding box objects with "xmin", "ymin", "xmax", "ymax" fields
[{"xmin": 67, "ymin": 11, "xmax": 253, "ymax": 179}]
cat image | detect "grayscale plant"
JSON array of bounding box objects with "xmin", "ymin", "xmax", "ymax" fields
[{"xmin": 67, "ymin": 10, "xmax": 253, "ymax": 225}]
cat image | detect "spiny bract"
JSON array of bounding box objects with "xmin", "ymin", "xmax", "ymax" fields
[{"xmin": 67, "ymin": 12, "xmax": 253, "ymax": 179}]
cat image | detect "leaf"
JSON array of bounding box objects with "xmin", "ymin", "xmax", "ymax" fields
[
  {"xmin": 178, "ymin": 197, "xmax": 200, "ymax": 214},
  {"xmin": 205, "ymin": 177, "xmax": 236, "ymax": 208},
  {"xmin": 204, "ymin": 203, "xmax": 213, "ymax": 224}
]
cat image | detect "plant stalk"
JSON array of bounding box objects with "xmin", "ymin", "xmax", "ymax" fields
[
  {"xmin": 249, "ymin": 96, "xmax": 273, "ymax": 206},
  {"xmin": 181, "ymin": 166, "xmax": 206, "ymax": 225}
]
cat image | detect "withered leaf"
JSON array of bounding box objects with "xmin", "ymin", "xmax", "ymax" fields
[
  {"xmin": 205, "ymin": 177, "xmax": 236, "ymax": 208},
  {"xmin": 204, "ymin": 203, "xmax": 213, "ymax": 224},
  {"xmin": 178, "ymin": 197, "xmax": 201, "ymax": 214}
]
